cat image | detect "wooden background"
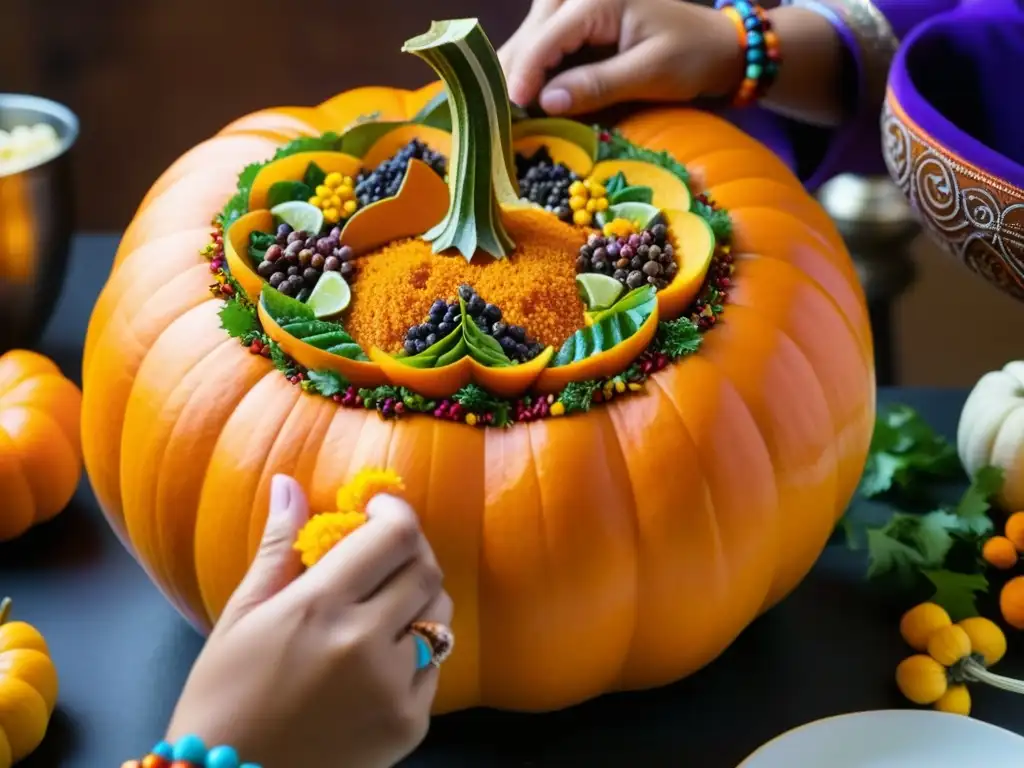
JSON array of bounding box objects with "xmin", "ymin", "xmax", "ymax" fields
[{"xmin": 3, "ymin": 0, "xmax": 1021, "ymax": 385}]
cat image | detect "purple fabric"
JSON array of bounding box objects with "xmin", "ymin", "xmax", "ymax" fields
[{"xmin": 889, "ymin": 2, "xmax": 1024, "ymax": 190}]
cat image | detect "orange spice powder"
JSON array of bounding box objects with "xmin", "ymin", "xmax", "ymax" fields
[{"xmin": 344, "ymin": 208, "xmax": 587, "ymax": 352}]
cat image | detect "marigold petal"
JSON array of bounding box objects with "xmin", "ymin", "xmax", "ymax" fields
[
  {"xmin": 335, "ymin": 467, "xmax": 406, "ymax": 513},
  {"xmin": 294, "ymin": 511, "xmax": 368, "ymax": 567}
]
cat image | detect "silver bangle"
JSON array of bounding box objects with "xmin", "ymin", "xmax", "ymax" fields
[{"xmin": 783, "ymin": 0, "xmax": 900, "ymax": 112}]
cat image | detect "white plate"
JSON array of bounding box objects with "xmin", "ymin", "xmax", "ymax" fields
[{"xmin": 738, "ymin": 710, "xmax": 1024, "ymax": 768}]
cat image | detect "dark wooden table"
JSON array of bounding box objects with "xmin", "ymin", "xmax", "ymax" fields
[{"xmin": 4, "ymin": 236, "xmax": 1021, "ymax": 767}]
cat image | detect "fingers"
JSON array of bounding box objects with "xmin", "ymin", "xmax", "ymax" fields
[
  {"xmin": 506, "ymin": 0, "xmax": 615, "ymax": 108},
  {"xmin": 538, "ymin": 42, "xmax": 656, "ymax": 115},
  {"xmin": 222, "ymin": 474, "xmax": 309, "ymax": 624},
  {"xmin": 372, "ymin": 542, "xmax": 446, "ymax": 637},
  {"xmin": 297, "ymin": 493, "xmax": 424, "ymax": 604},
  {"xmin": 395, "ymin": 590, "xmax": 453, "ymax": 679}
]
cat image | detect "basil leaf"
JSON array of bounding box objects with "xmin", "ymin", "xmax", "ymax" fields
[
  {"xmin": 398, "ymin": 323, "xmax": 464, "ymax": 368},
  {"xmin": 303, "ymin": 161, "xmax": 327, "ymax": 190},
  {"xmin": 610, "ymin": 185, "xmax": 654, "ymax": 205},
  {"xmin": 460, "ymin": 297, "xmax": 512, "ymax": 367},
  {"xmin": 437, "ymin": 337, "xmax": 469, "ymax": 367},
  {"xmin": 248, "ymin": 230, "xmax": 276, "ymax": 264},
  {"xmin": 267, "ymin": 180, "xmax": 313, "ymax": 208},
  {"xmin": 552, "ymin": 311, "xmax": 643, "ymax": 368},
  {"xmin": 262, "ymin": 285, "xmax": 314, "ymax": 322},
  {"xmin": 589, "ymin": 285, "xmax": 657, "ymax": 325},
  {"xmin": 325, "ymin": 343, "xmax": 369, "ymax": 361},
  {"xmin": 602, "ymin": 172, "xmax": 628, "ymax": 197}
]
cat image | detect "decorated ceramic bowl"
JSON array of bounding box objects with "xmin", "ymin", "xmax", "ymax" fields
[
  {"xmin": 882, "ymin": 2, "xmax": 1024, "ymax": 301},
  {"xmin": 81, "ymin": 19, "xmax": 874, "ymax": 713}
]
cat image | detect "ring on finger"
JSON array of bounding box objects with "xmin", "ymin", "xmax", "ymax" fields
[{"xmin": 410, "ymin": 620, "xmax": 454, "ymax": 670}]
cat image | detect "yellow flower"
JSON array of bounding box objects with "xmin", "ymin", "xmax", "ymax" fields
[
  {"xmin": 335, "ymin": 467, "xmax": 406, "ymax": 513},
  {"xmin": 294, "ymin": 511, "xmax": 368, "ymax": 567}
]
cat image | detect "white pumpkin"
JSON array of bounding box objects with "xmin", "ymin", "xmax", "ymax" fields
[{"xmin": 958, "ymin": 361, "xmax": 1024, "ymax": 512}]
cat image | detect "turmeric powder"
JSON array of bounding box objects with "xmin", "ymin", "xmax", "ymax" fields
[{"xmin": 344, "ymin": 208, "xmax": 587, "ymax": 351}]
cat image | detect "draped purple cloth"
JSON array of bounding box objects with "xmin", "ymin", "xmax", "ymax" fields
[{"xmin": 724, "ymin": 0, "xmax": 1024, "ymax": 190}]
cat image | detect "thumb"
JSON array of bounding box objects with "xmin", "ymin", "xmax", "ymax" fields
[
  {"xmin": 538, "ymin": 44, "xmax": 654, "ymax": 115},
  {"xmin": 222, "ymin": 474, "xmax": 309, "ymax": 624}
]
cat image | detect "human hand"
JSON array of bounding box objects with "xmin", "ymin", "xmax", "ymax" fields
[
  {"xmin": 166, "ymin": 475, "xmax": 452, "ymax": 768},
  {"xmin": 501, "ymin": 0, "xmax": 745, "ymax": 115}
]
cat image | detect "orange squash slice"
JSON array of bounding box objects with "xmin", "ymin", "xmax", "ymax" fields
[
  {"xmin": 513, "ymin": 135, "xmax": 594, "ymax": 177},
  {"xmin": 339, "ymin": 158, "xmax": 449, "ymax": 255},
  {"xmin": 657, "ymin": 209, "xmax": 716, "ymax": 320},
  {"xmin": 533, "ymin": 303, "xmax": 659, "ymax": 394},
  {"xmin": 248, "ymin": 151, "xmax": 361, "ymax": 210},
  {"xmin": 224, "ymin": 210, "xmax": 272, "ymax": 302},
  {"xmin": 361, "ymin": 124, "xmax": 452, "ymax": 169},
  {"xmin": 589, "ymin": 159, "xmax": 692, "ymax": 211}
]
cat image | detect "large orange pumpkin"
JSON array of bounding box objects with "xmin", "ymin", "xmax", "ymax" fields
[{"xmin": 82, "ymin": 22, "xmax": 874, "ymax": 714}]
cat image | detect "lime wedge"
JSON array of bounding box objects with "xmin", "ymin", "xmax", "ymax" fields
[
  {"xmin": 306, "ymin": 271, "xmax": 351, "ymax": 318},
  {"xmin": 270, "ymin": 200, "xmax": 324, "ymax": 235},
  {"xmin": 576, "ymin": 273, "xmax": 624, "ymax": 311}
]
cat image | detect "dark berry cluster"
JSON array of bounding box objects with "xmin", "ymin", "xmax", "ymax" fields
[
  {"xmin": 515, "ymin": 147, "xmax": 579, "ymax": 223},
  {"xmin": 256, "ymin": 224, "xmax": 355, "ymax": 297},
  {"xmin": 575, "ymin": 223, "xmax": 678, "ymax": 291},
  {"xmin": 402, "ymin": 285, "xmax": 544, "ymax": 363},
  {"xmin": 355, "ymin": 139, "xmax": 447, "ymax": 206}
]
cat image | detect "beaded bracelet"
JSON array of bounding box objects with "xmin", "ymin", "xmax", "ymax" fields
[
  {"xmin": 121, "ymin": 734, "xmax": 262, "ymax": 768},
  {"xmin": 714, "ymin": 0, "xmax": 782, "ymax": 108}
]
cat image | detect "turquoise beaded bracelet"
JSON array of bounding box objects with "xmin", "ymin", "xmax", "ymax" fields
[{"xmin": 121, "ymin": 734, "xmax": 262, "ymax": 768}]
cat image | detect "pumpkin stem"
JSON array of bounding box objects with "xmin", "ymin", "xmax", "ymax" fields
[
  {"xmin": 403, "ymin": 18, "xmax": 519, "ymax": 262},
  {"xmin": 0, "ymin": 597, "xmax": 11, "ymax": 626},
  {"xmin": 962, "ymin": 658, "xmax": 1024, "ymax": 695}
]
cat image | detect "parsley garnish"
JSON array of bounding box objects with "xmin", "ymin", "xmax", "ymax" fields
[
  {"xmin": 859, "ymin": 404, "xmax": 960, "ymax": 497},
  {"xmin": 218, "ymin": 297, "xmax": 258, "ymax": 339},
  {"xmin": 305, "ymin": 369, "xmax": 348, "ymax": 397},
  {"xmin": 655, "ymin": 317, "xmax": 702, "ymax": 359},
  {"xmin": 558, "ymin": 380, "xmax": 601, "ymax": 414},
  {"xmin": 453, "ymin": 384, "xmax": 510, "ymax": 426},
  {"xmin": 691, "ymin": 196, "xmax": 733, "ymax": 242},
  {"xmin": 922, "ymin": 570, "xmax": 989, "ymax": 622}
]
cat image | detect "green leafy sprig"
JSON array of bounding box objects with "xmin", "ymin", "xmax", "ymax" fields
[{"xmin": 595, "ymin": 127, "xmax": 690, "ymax": 186}]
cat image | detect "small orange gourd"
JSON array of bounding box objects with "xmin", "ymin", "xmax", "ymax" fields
[
  {"xmin": 934, "ymin": 684, "xmax": 971, "ymax": 716},
  {"xmin": 999, "ymin": 576, "xmax": 1024, "ymax": 630},
  {"xmin": 899, "ymin": 602, "xmax": 951, "ymax": 652},
  {"xmin": 0, "ymin": 598, "xmax": 58, "ymax": 768},
  {"xmin": 982, "ymin": 535, "xmax": 1018, "ymax": 570},
  {"xmin": 957, "ymin": 617, "xmax": 1006, "ymax": 666},
  {"xmin": 1005, "ymin": 511, "xmax": 1024, "ymax": 552},
  {"xmin": 926, "ymin": 624, "xmax": 972, "ymax": 667},
  {"xmin": 896, "ymin": 655, "xmax": 948, "ymax": 704},
  {"xmin": 0, "ymin": 350, "xmax": 83, "ymax": 543}
]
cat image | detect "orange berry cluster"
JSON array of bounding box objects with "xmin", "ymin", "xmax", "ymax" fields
[{"xmin": 980, "ymin": 511, "xmax": 1024, "ymax": 629}]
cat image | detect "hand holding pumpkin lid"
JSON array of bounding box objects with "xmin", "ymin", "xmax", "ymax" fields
[{"xmin": 0, "ymin": 598, "xmax": 58, "ymax": 768}]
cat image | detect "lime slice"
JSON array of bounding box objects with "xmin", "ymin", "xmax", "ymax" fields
[
  {"xmin": 270, "ymin": 200, "xmax": 324, "ymax": 235},
  {"xmin": 576, "ymin": 273, "xmax": 624, "ymax": 311},
  {"xmin": 306, "ymin": 271, "xmax": 351, "ymax": 318}
]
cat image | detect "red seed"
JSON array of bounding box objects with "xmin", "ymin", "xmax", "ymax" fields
[{"xmin": 332, "ymin": 394, "xmax": 342, "ymax": 403}]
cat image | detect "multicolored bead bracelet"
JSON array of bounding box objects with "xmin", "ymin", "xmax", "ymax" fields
[
  {"xmin": 715, "ymin": 0, "xmax": 782, "ymax": 108},
  {"xmin": 121, "ymin": 734, "xmax": 262, "ymax": 768}
]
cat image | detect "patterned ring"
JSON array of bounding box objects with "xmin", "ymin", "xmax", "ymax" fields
[{"xmin": 410, "ymin": 620, "xmax": 455, "ymax": 669}]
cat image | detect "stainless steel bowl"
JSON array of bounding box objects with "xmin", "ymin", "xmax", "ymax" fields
[{"xmin": 0, "ymin": 94, "xmax": 79, "ymax": 352}]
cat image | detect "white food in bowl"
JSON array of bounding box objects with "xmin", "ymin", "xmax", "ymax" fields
[{"xmin": 0, "ymin": 122, "xmax": 62, "ymax": 175}]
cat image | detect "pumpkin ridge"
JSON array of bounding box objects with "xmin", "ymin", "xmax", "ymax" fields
[
  {"xmin": 0, "ymin": 406, "xmax": 80, "ymax": 525},
  {"xmin": 195, "ymin": 374, "xmax": 304, "ymax": 621},
  {"xmin": 119, "ymin": 306, "xmax": 237, "ymax": 597},
  {"xmin": 615, "ymin": 375, "xmax": 724, "ymax": 686},
  {"xmin": 0, "ymin": 424, "xmax": 37, "ymax": 537}
]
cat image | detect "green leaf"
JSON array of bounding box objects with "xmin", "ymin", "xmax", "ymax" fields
[
  {"xmin": 305, "ymin": 369, "xmax": 348, "ymax": 397},
  {"xmin": 603, "ymin": 172, "xmax": 628, "ymax": 198},
  {"xmin": 557, "ymin": 380, "xmax": 601, "ymax": 414},
  {"xmin": 281, "ymin": 319, "xmax": 353, "ymax": 340},
  {"xmin": 866, "ymin": 525, "xmax": 925, "ymax": 585},
  {"xmin": 553, "ymin": 311, "xmax": 640, "ymax": 367},
  {"xmin": 461, "ymin": 299, "xmax": 512, "ymax": 367},
  {"xmin": 218, "ymin": 298, "xmax": 258, "ymax": 339},
  {"xmin": 339, "ymin": 121, "xmax": 409, "ymax": 158},
  {"xmin": 261, "ymin": 285, "xmax": 315, "ymax": 323},
  {"xmin": 398, "ymin": 323, "xmax": 465, "ymax": 368},
  {"xmin": 270, "ymin": 133, "xmax": 343, "ymax": 160},
  {"xmin": 922, "ymin": 569, "xmax": 988, "ymax": 621},
  {"xmin": 690, "ymin": 196, "xmax": 732, "ymax": 242},
  {"xmin": 404, "ymin": 19, "xmax": 518, "ymax": 260},
  {"xmin": 248, "ymin": 230, "xmax": 276, "ymax": 265},
  {"xmin": 588, "ymin": 285, "xmax": 657, "ymax": 325},
  {"xmin": 267, "ymin": 181, "xmax": 313, "ymax": 208},
  {"xmin": 610, "ymin": 185, "xmax": 654, "ymax": 205},
  {"xmin": 303, "ymin": 161, "xmax": 327, "ymax": 190},
  {"xmin": 655, "ymin": 317, "xmax": 702, "ymax": 359},
  {"xmin": 452, "ymin": 383, "xmax": 511, "ymax": 426},
  {"xmin": 858, "ymin": 404, "xmax": 960, "ymax": 497},
  {"xmin": 268, "ymin": 340, "xmax": 295, "ymax": 376},
  {"xmin": 953, "ymin": 465, "xmax": 1004, "ymax": 533}
]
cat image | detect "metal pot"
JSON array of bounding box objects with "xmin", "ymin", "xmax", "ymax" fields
[{"xmin": 0, "ymin": 94, "xmax": 79, "ymax": 352}]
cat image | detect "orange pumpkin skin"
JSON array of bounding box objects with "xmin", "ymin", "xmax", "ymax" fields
[
  {"xmin": 81, "ymin": 86, "xmax": 875, "ymax": 712},
  {"xmin": 0, "ymin": 350, "xmax": 83, "ymax": 543}
]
